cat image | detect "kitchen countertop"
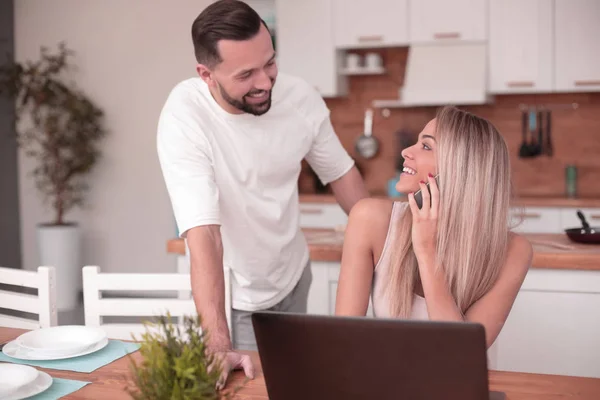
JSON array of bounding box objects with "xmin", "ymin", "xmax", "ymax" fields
[
  {"xmin": 299, "ymin": 193, "xmax": 600, "ymax": 208},
  {"xmin": 167, "ymin": 230, "xmax": 600, "ymax": 271}
]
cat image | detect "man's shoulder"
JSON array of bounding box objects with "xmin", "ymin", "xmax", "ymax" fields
[
  {"xmin": 157, "ymin": 77, "xmax": 214, "ymax": 144},
  {"xmin": 273, "ymin": 72, "xmax": 328, "ymax": 124},
  {"xmin": 164, "ymin": 77, "xmax": 209, "ymax": 107}
]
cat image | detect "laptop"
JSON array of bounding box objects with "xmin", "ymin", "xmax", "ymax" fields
[{"xmin": 252, "ymin": 311, "xmax": 506, "ymax": 400}]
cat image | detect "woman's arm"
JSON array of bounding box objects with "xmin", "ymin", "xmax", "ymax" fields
[
  {"xmin": 416, "ymin": 234, "xmax": 532, "ymax": 348},
  {"xmin": 335, "ymin": 198, "xmax": 392, "ymax": 316},
  {"xmin": 464, "ymin": 234, "xmax": 532, "ymax": 347}
]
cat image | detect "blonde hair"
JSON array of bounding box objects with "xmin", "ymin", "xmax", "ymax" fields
[{"xmin": 384, "ymin": 106, "xmax": 512, "ymax": 318}]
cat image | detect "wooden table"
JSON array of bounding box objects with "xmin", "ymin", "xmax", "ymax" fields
[{"xmin": 2, "ymin": 327, "xmax": 600, "ymax": 399}]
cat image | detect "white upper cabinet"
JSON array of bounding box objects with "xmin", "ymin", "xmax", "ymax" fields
[
  {"xmin": 331, "ymin": 0, "xmax": 409, "ymax": 48},
  {"xmin": 488, "ymin": 0, "xmax": 553, "ymax": 94},
  {"xmin": 409, "ymin": 0, "xmax": 487, "ymax": 44},
  {"xmin": 275, "ymin": 0, "xmax": 346, "ymax": 97},
  {"xmin": 554, "ymin": 0, "xmax": 600, "ymax": 92}
]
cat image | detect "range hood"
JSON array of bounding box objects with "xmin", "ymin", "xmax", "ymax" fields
[{"xmin": 373, "ymin": 43, "xmax": 491, "ymax": 108}]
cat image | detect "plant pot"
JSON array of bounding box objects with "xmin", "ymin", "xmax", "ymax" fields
[{"xmin": 36, "ymin": 223, "xmax": 82, "ymax": 310}]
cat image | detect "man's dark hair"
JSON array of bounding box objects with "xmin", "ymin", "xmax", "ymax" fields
[{"xmin": 191, "ymin": 0, "xmax": 269, "ymax": 67}]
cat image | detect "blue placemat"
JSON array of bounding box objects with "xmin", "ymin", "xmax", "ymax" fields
[
  {"xmin": 28, "ymin": 377, "xmax": 91, "ymax": 400},
  {"xmin": 0, "ymin": 340, "xmax": 140, "ymax": 373}
]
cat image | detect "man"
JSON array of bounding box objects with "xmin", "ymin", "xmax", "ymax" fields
[{"xmin": 157, "ymin": 0, "xmax": 368, "ymax": 386}]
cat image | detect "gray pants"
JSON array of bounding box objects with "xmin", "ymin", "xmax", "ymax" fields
[{"xmin": 232, "ymin": 262, "xmax": 313, "ymax": 351}]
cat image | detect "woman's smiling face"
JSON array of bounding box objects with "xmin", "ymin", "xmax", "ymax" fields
[{"xmin": 396, "ymin": 118, "xmax": 438, "ymax": 194}]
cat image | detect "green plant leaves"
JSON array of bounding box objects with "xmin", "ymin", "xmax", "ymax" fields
[
  {"xmin": 0, "ymin": 42, "xmax": 107, "ymax": 225},
  {"xmin": 127, "ymin": 313, "xmax": 238, "ymax": 400}
]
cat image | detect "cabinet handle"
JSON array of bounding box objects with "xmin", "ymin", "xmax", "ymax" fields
[
  {"xmin": 574, "ymin": 80, "xmax": 600, "ymax": 87},
  {"xmin": 300, "ymin": 208, "xmax": 324, "ymax": 215},
  {"xmin": 591, "ymin": 214, "xmax": 600, "ymax": 220},
  {"xmin": 433, "ymin": 32, "xmax": 461, "ymax": 40},
  {"xmin": 357, "ymin": 35, "xmax": 384, "ymax": 43},
  {"xmin": 512, "ymin": 213, "xmax": 541, "ymax": 220},
  {"xmin": 506, "ymin": 81, "xmax": 534, "ymax": 88}
]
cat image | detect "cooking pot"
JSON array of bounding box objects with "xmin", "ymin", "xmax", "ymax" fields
[{"xmin": 564, "ymin": 210, "xmax": 600, "ymax": 244}]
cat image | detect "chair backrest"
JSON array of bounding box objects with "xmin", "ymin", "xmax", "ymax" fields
[
  {"xmin": 82, "ymin": 265, "xmax": 230, "ymax": 340},
  {"xmin": 0, "ymin": 266, "xmax": 57, "ymax": 329}
]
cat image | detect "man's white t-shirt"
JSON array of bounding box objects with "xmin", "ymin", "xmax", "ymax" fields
[{"xmin": 157, "ymin": 72, "xmax": 354, "ymax": 311}]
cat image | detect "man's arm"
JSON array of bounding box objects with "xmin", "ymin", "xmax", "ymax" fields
[
  {"xmin": 304, "ymin": 110, "xmax": 369, "ymax": 215},
  {"xmin": 156, "ymin": 101, "xmax": 253, "ymax": 385},
  {"xmin": 329, "ymin": 166, "xmax": 369, "ymax": 215},
  {"xmin": 186, "ymin": 225, "xmax": 230, "ymax": 350}
]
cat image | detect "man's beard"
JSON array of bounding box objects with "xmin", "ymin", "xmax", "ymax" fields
[{"xmin": 218, "ymin": 82, "xmax": 273, "ymax": 116}]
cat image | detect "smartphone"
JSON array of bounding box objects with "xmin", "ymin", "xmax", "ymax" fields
[{"xmin": 413, "ymin": 174, "xmax": 439, "ymax": 209}]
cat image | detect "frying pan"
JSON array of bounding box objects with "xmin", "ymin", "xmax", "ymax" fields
[
  {"xmin": 355, "ymin": 108, "xmax": 379, "ymax": 159},
  {"xmin": 564, "ymin": 210, "xmax": 600, "ymax": 244}
]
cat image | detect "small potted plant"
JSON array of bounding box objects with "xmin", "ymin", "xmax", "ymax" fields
[
  {"xmin": 128, "ymin": 313, "xmax": 242, "ymax": 400},
  {"xmin": 0, "ymin": 42, "xmax": 107, "ymax": 310}
]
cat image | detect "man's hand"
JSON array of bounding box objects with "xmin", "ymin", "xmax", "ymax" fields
[{"xmin": 212, "ymin": 350, "xmax": 255, "ymax": 390}]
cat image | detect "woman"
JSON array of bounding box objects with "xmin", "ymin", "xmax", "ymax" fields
[{"xmin": 335, "ymin": 106, "xmax": 533, "ymax": 348}]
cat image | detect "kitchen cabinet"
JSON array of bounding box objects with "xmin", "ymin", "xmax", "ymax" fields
[
  {"xmin": 306, "ymin": 261, "xmax": 374, "ymax": 317},
  {"xmin": 554, "ymin": 0, "xmax": 600, "ymax": 92},
  {"xmin": 510, "ymin": 207, "xmax": 563, "ymax": 233},
  {"xmin": 275, "ymin": 0, "xmax": 346, "ymax": 97},
  {"xmin": 488, "ymin": 0, "xmax": 553, "ymax": 94},
  {"xmin": 331, "ymin": 0, "xmax": 409, "ymax": 49},
  {"xmin": 408, "ymin": 0, "xmax": 487, "ymax": 44},
  {"xmin": 493, "ymin": 268, "xmax": 600, "ymax": 378},
  {"xmin": 299, "ymin": 201, "xmax": 568, "ymax": 233},
  {"xmin": 306, "ymin": 261, "xmax": 340, "ymax": 316},
  {"xmin": 299, "ymin": 202, "xmax": 348, "ymax": 229}
]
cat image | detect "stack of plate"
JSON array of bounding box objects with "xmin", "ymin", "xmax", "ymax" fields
[
  {"xmin": 2, "ymin": 325, "xmax": 108, "ymax": 361},
  {"xmin": 0, "ymin": 364, "xmax": 53, "ymax": 399}
]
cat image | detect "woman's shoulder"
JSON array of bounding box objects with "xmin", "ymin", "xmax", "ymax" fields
[
  {"xmin": 348, "ymin": 197, "xmax": 397, "ymax": 228},
  {"xmin": 347, "ymin": 198, "xmax": 403, "ymax": 255}
]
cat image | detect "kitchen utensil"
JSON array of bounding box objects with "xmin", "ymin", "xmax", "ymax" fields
[
  {"xmin": 528, "ymin": 109, "xmax": 540, "ymax": 156},
  {"xmin": 577, "ymin": 210, "xmax": 590, "ymax": 229},
  {"xmin": 3, "ymin": 370, "xmax": 53, "ymax": 400},
  {"xmin": 355, "ymin": 108, "xmax": 379, "ymax": 159},
  {"xmin": 16, "ymin": 325, "xmax": 107, "ymax": 357},
  {"xmin": 545, "ymin": 109, "xmax": 553, "ymax": 156},
  {"xmin": 564, "ymin": 210, "xmax": 600, "ymax": 244},
  {"xmin": 0, "ymin": 364, "xmax": 39, "ymax": 399},
  {"xmin": 536, "ymin": 109, "xmax": 544, "ymax": 155},
  {"xmin": 345, "ymin": 53, "xmax": 361, "ymax": 71},
  {"xmin": 518, "ymin": 110, "xmax": 531, "ymax": 158},
  {"xmin": 365, "ymin": 52, "xmax": 382, "ymax": 69},
  {"xmin": 3, "ymin": 336, "xmax": 109, "ymax": 361}
]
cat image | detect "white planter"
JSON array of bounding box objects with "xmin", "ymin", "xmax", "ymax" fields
[{"xmin": 36, "ymin": 224, "xmax": 81, "ymax": 311}]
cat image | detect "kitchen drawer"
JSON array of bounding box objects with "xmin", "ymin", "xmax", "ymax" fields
[
  {"xmin": 299, "ymin": 203, "xmax": 348, "ymax": 229},
  {"xmin": 510, "ymin": 207, "xmax": 562, "ymax": 233},
  {"xmin": 560, "ymin": 208, "xmax": 600, "ymax": 230}
]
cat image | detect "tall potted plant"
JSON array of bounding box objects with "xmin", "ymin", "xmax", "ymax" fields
[{"xmin": 0, "ymin": 42, "xmax": 107, "ymax": 310}]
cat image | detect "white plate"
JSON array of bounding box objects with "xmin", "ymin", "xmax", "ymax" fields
[
  {"xmin": 0, "ymin": 364, "xmax": 39, "ymax": 398},
  {"xmin": 4, "ymin": 370, "xmax": 53, "ymax": 400},
  {"xmin": 16, "ymin": 325, "xmax": 107, "ymax": 356},
  {"xmin": 2, "ymin": 337, "xmax": 109, "ymax": 361}
]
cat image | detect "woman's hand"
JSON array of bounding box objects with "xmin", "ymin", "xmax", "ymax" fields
[{"xmin": 408, "ymin": 173, "xmax": 439, "ymax": 264}]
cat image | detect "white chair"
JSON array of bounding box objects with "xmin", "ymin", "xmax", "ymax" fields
[
  {"xmin": 82, "ymin": 266, "xmax": 232, "ymax": 340},
  {"xmin": 0, "ymin": 266, "xmax": 57, "ymax": 329}
]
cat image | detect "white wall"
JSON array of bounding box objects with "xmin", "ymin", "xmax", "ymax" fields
[{"xmin": 15, "ymin": 0, "xmax": 212, "ymax": 274}]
